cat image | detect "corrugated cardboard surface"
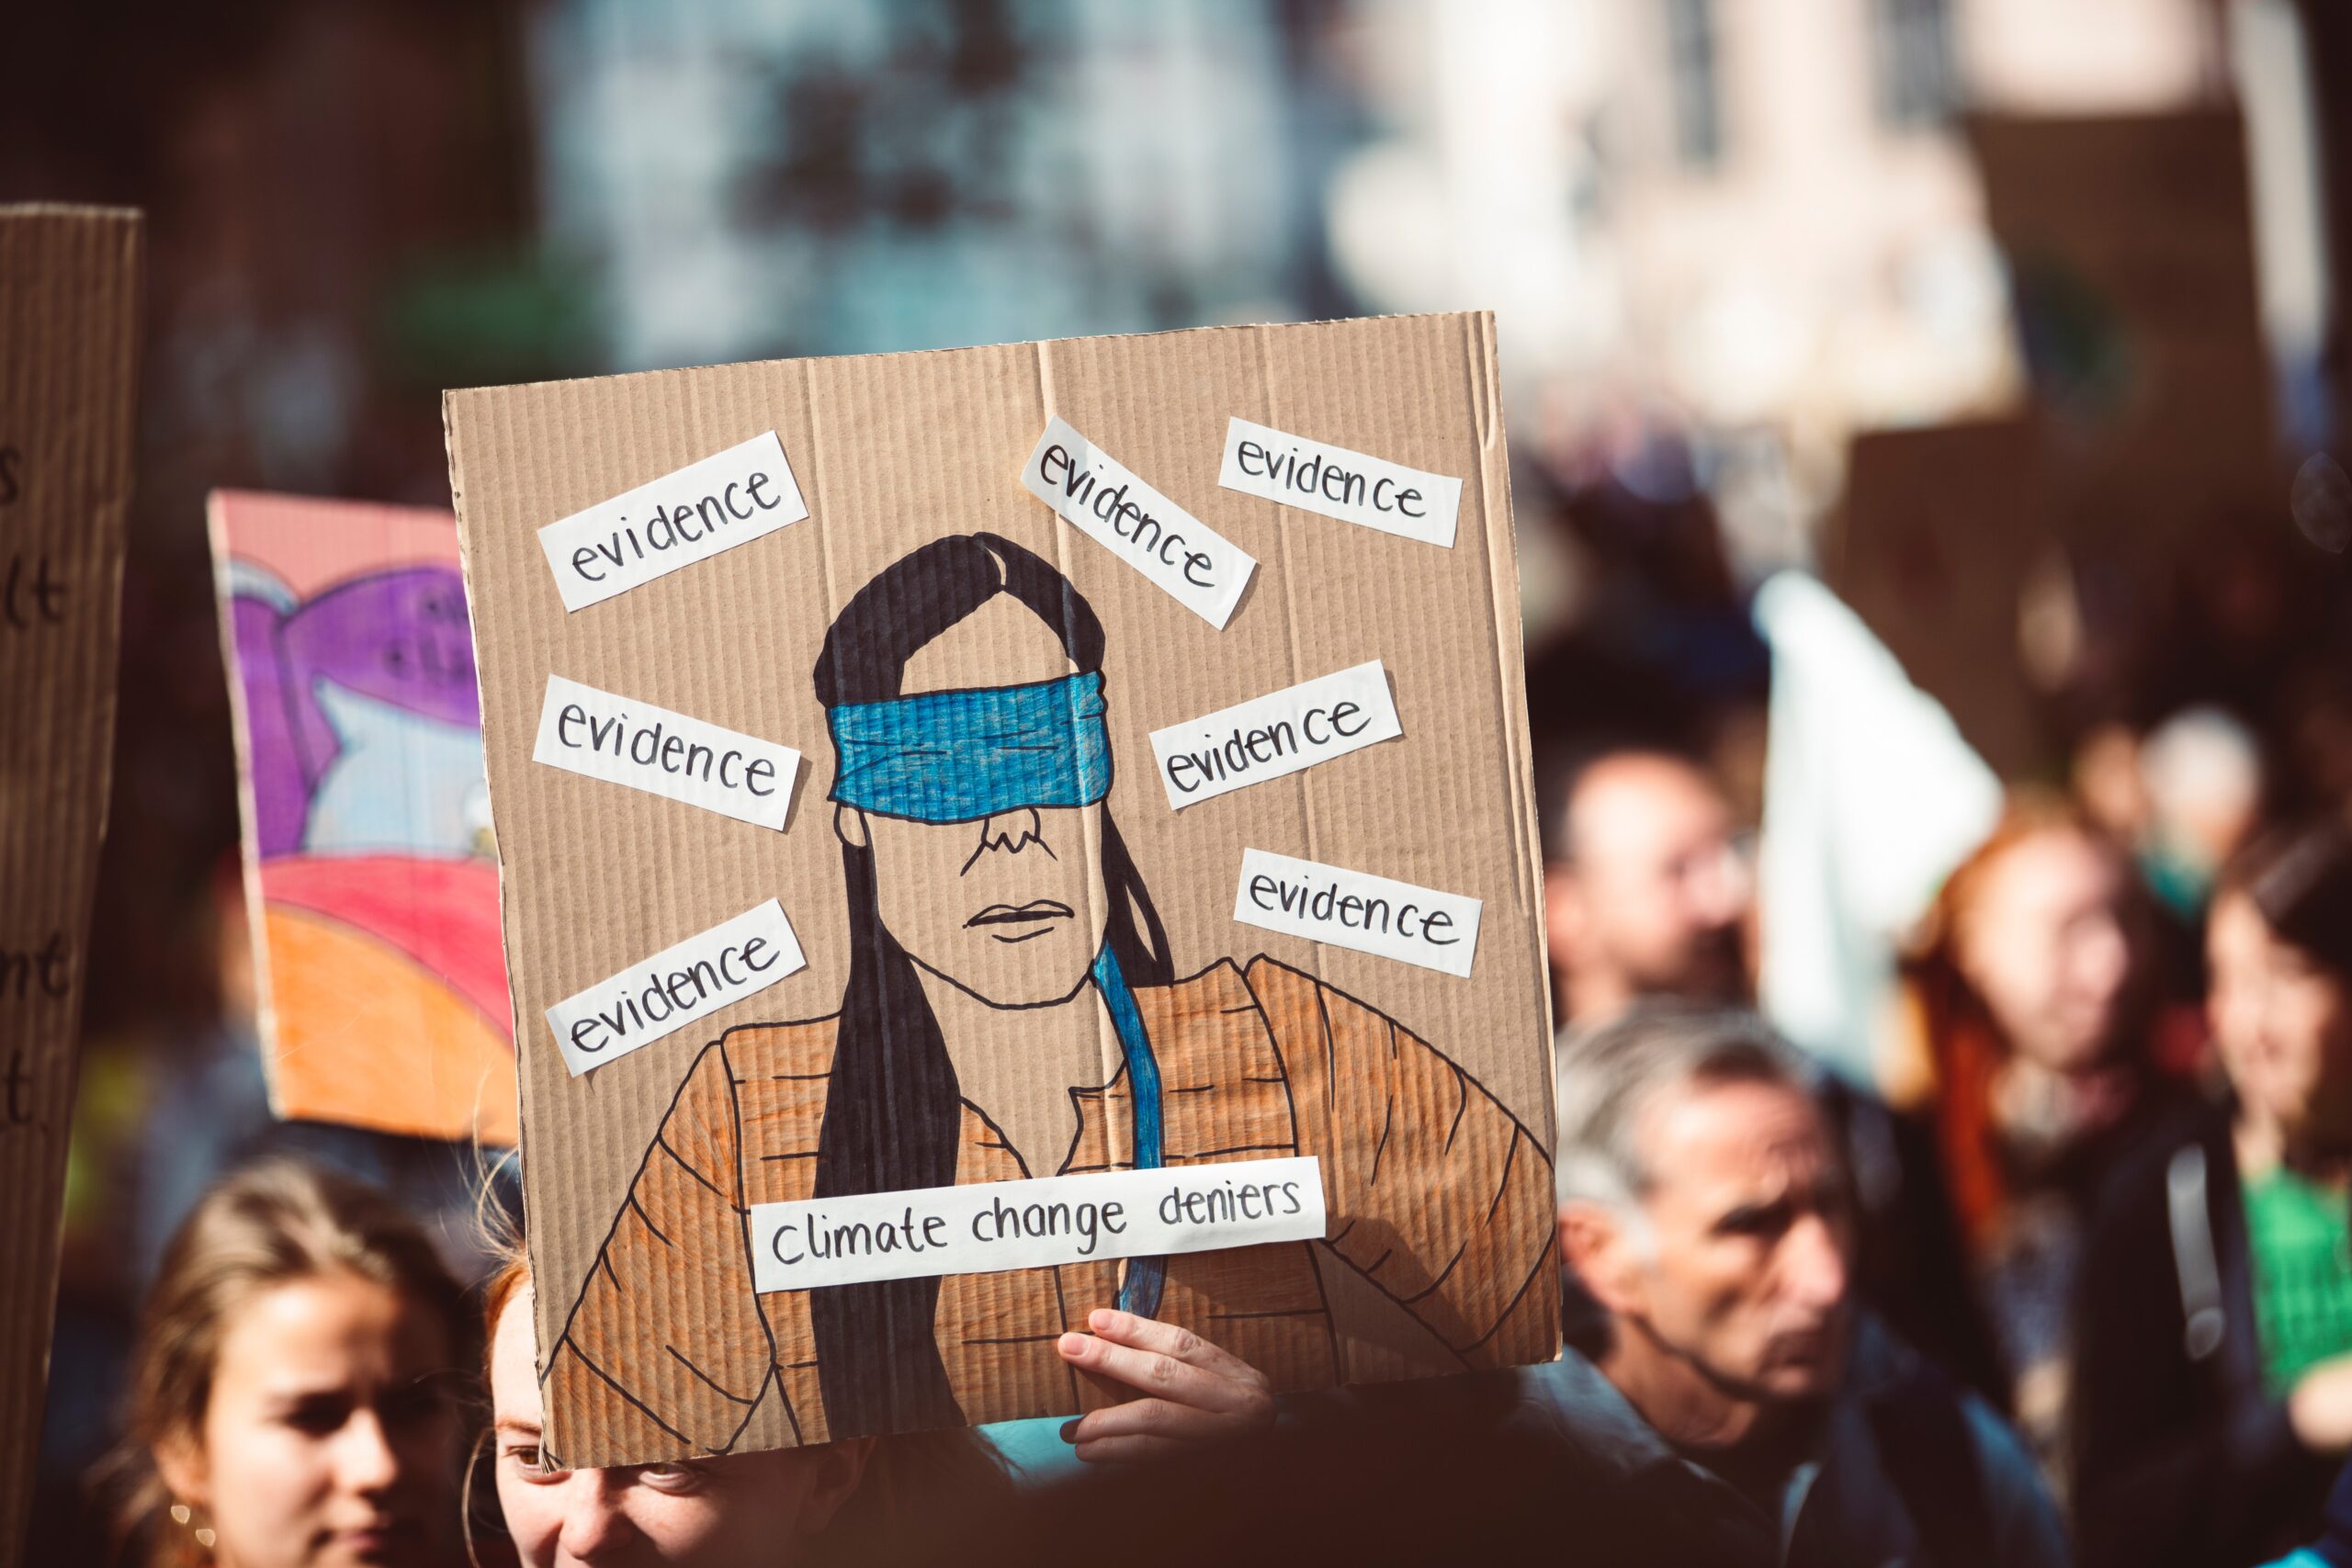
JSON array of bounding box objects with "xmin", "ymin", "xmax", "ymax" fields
[
  {"xmin": 209, "ymin": 491, "xmax": 517, "ymax": 1145},
  {"xmin": 447, "ymin": 312, "xmax": 1558, "ymax": 1465},
  {"xmin": 0, "ymin": 207, "xmax": 141, "ymax": 1562}
]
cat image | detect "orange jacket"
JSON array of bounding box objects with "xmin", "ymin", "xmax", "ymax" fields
[{"xmin": 544, "ymin": 953, "xmax": 1557, "ymax": 1463}]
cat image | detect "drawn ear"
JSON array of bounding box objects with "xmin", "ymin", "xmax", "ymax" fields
[{"xmin": 833, "ymin": 803, "xmax": 869, "ymax": 849}]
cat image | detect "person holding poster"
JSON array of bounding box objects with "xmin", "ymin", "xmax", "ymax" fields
[
  {"xmin": 485, "ymin": 1258, "xmax": 1012, "ymax": 1562},
  {"xmin": 544, "ymin": 533, "xmax": 1556, "ymax": 1454}
]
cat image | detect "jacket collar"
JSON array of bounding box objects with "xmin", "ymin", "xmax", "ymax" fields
[{"xmin": 1518, "ymin": 1330, "xmax": 1925, "ymax": 1564}]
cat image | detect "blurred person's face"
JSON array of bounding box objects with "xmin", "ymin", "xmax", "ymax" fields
[
  {"xmin": 2142, "ymin": 715, "xmax": 2264, "ymax": 886},
  {"xmin": 157, "ymin": 1272, "xmax": 458, "ymax": 1568},
  {"xmin": 2073, "ymin": 726, "xmax": 2150, "ymax": 845},
  {"xmin": 1562, "ymin": 1078, "xmax": 1853, "ymax": 1441},
  {"xmin": 2211, "ymin": 891, "xmax": 2277, "ymax": 1113},
  {"xmin": 2209, "ymin": 891, "xmax": 2352, "ymax": 1145},
  {"xmin": 1547, "ymin": 756, "xmax": 1749, "ymax": 1021},
  {"xmin": 491, "ymin": 1281, "xmax": 867, "ymax": 1566},
  {"xmin": 1955, "ymin": 829, "xmax": 2137, "ymax": 1074}
]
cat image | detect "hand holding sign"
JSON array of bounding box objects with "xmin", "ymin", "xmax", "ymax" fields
[{"xmin": 1056, "ymin": 1308, "xmax": 1279, "ymax": 1464}]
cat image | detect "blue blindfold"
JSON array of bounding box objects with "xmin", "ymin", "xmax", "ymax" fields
[{"xmin": 827, "ymin": 671, "xmax": 1112, "ymax": 824}]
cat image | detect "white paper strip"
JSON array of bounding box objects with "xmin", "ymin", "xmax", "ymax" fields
[
  {"xmin": 1231, "ymin": 849, "xmax": 1482, "ymax": 978},
  {"xmin": 547, "ymin": 899, "xmax": 806, "ymax": 1076},
  {"xmin": 1217, "ymin": 417, "xmax": 1463, "ymax": 547},
  {"xmin": 1019, "ymin": 416, "xmax": 1255, "ymax": 628},
  {"xmin": 533, "ymin": 674, "xmax": 801, "ymax": 830},
  {"xmin": 1148, "ymin": 661, "xmax": 1402, "ymax": 810},
  {"xmin": 749, "ymin": 1156, "xmax": 1326, "ymax": 1292},
  {"xmin": 538, "ymin": 432, "xmax": 807, "ymax": 612}
]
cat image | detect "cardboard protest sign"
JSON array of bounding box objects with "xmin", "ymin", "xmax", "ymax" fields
[
  {"xmin": 1970, "ymin": 110, "xmax": 2278, "ymax": 554},
  {"xmin": 0, "ymin": 206, "xmax": 141, "ymax": 1558},
  {"xmin": 447, "ymin": 312, "xmax": 1559, "ymax": 1465},
  {"xmin": 209, "ymin": 491, "xmax": 517, "ymax": 1145},
  {"xmin": 1828, "ymin": 418, "xmax": 2054, "ymax": 778}
]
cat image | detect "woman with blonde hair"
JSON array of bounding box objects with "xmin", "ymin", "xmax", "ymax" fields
[{"xmin": 112, "ymin": 1157, "xmax": 473, "ymax": 1568}]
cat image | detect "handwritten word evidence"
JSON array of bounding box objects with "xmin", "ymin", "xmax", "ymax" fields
[
  {"xmin": 1020, "ymin": 416, "xmax": 1255, "ymax": 629},
  {"xmin": 1149, "ymin": 661, "xmax": 1402, "ymax": 810},
  {"xmin": 538, "ymin": 432, "xmax": 807, "ymax": 612},
  {"xmin": 749, "ymin": 1156, "xmax": 1326, "ymax": 1291},
  {"xmin": 533, "ymin": 674, "xmax": 802, "ymax": 830},
  {"xmin": 1232, "ymin": 849, "xmax": 1483, "ymax": 978},
  {"xmin": 1218, "ymin": 418, "xmax": 1464, "ymax": 548},
  {"xmin": 546, "ymin": 899, "xmax": 806, "ymax": 1076}
]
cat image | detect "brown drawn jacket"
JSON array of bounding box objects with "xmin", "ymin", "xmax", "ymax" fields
[{"xmin": 544, "ymin": 953, "xmax": 1557, "ymax": 1461}]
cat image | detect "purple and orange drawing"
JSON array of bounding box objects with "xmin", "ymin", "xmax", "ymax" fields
[{"xmin": 210, "ymin": 491, "xmax": 516, "ymax": 1145}]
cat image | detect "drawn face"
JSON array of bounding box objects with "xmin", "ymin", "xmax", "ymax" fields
[
  {"xmin": 491, "ymin": 1282, "xmax": 864, "ymax": 1567},
  {"xmin": 841, "ymin": 596, "xmax": 1112, "ymax": 1009},
  {"xmin": 160, "ymin": 1272, "xmax": 459, "ymax": 1568}
]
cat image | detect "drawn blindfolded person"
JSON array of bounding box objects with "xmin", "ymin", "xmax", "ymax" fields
[{"xmin": 544, "ymin": 533, "xmax": 1555, "ymax": 1461}]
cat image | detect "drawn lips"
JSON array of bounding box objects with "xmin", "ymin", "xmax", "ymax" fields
[
  {"xmin": 969, "ymin": 901, "xmax": 1074, "ymax": 942},
  {"xmin": 967, "ymin": 900, "xmax": 1075, "ymax": 929}
]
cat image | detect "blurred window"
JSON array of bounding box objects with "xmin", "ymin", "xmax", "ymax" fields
[
  {"xmin": 1871, "ymin": 0, "xmax": 1959, "ymax": 128},
  {"xmin": 1665, "ymin": 0, "xmax": 1725, "ymax": 170}
]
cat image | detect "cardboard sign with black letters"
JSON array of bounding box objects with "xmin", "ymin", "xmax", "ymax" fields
[
  {"xmin": 447, "ymin": 312, "xmax": 1560, "ymax": 1465},
  {"xmin": 0, "ymin": 206, "xmax": 141, "ymax": 1559}
]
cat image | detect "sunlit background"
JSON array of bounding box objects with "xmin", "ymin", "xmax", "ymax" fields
[{"xmin": 7, "ymin": 0, "xmax": 2347, "ymax": 1553}]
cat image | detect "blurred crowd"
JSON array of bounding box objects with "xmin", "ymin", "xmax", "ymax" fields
[{"xmin": 33, "ymin": 482, "xmax": 2352, "ymax": 1568}]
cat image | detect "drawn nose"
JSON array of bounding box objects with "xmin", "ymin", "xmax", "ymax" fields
[{"xmin": 977, "ymin": 807, "xmax": 1046, "ymax": 856}]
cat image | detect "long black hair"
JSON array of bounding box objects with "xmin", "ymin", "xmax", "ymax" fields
[
  {"xmin": 2222, "ymin": 815, "xmax": 2352, "ymax": 983},
  {"xmin": 808, "ymin": 532, "xmax": 1171, "ymax": 1437}
]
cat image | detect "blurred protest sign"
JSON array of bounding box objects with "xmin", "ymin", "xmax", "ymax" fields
[
  {"xmin": 1973, "ymin": 108, "xmax": 2280, "ymax": 553},
  {"xmin": 1827, "ymin": 110, "xmax": 2292, "ymax": 781},
  {"xmin": 1826, "ymin": 418, "xmax": 2053, "ymax": 778},
  {"xmin": 209, "ymin": 492, "xmax": 516, "ymax": 1145},
  {"xmin": 446, "ymin": 312, "xmax": 1561, "ymax": 1466},
  {"xmin": 0, "ymin": 206, "xmax": 141, "ymax": 1562}
]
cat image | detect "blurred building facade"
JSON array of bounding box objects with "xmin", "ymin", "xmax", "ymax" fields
[
  {"xmin": 532, "ymin": 0, "xmax": 1360, "ymax": 370},
  {"xmin": 1327, "ymin": 0, "xmax": 2326, "ymax": 572}
]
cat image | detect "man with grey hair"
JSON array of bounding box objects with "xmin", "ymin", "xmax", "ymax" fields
[
  {"xmin": 1542, "ymin": 744, "xmax": 2002, "ymax": 1405},
  {"xmin": 1521, "ymin": 1002, "xmax": 2067, "ymax": 1566}
]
